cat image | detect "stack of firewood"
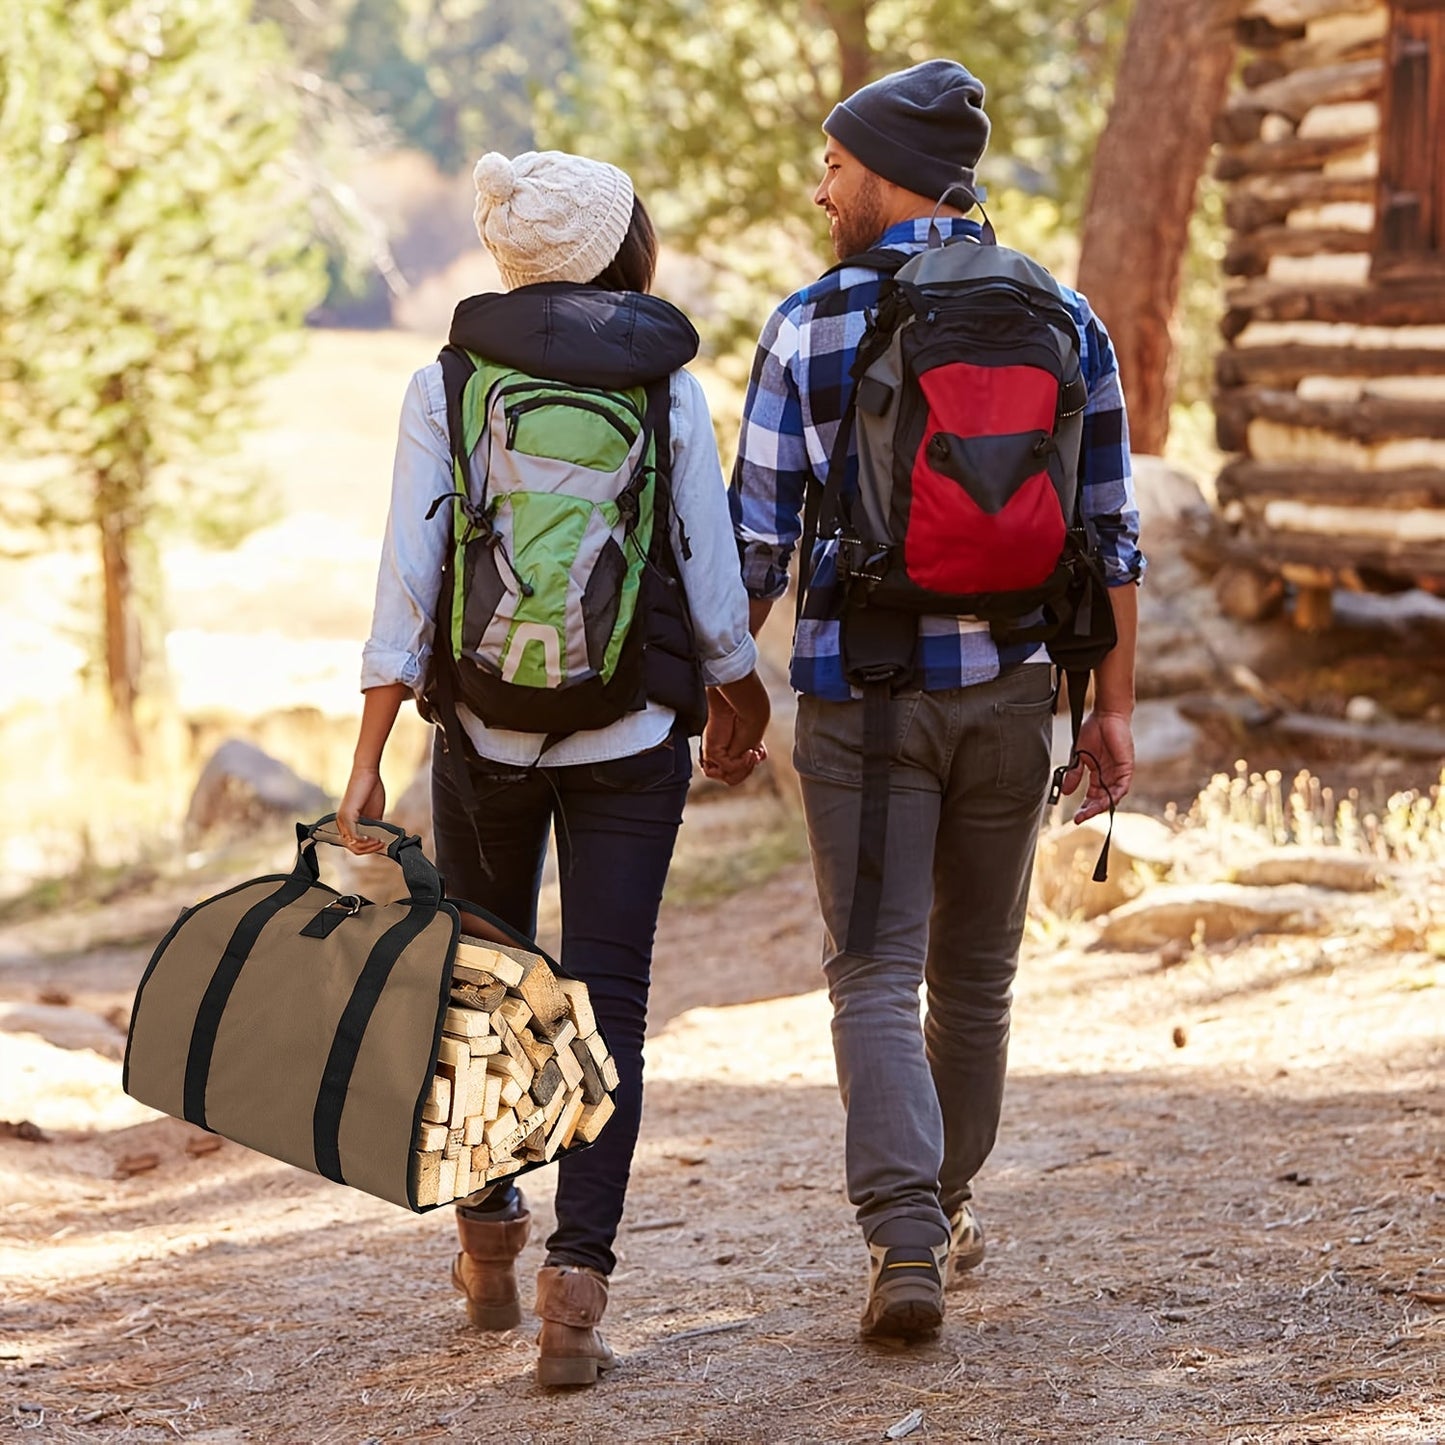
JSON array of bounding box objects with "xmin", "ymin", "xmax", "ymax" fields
[{"xmin": 411, "ymin": 938, "xmax": 618, "ymax": 1207}]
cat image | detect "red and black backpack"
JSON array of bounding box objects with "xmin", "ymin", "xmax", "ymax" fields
[{"xmin": 799, "ymin": 227, "xmax": 1119, "ymax": 951}]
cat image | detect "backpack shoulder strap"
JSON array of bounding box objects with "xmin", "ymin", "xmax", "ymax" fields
[
  {"xmin": 426, "ymin": 344, "xmax": 497, "ymax": 879},
  {"xmin": 793, "ymin": 253, "xmax": 914, "ymax": 627},
  {"xmin": 438, "ymin": 344, "xmax": 477, "ymax": 480},
  {"xmin": 642, "ymin": 375, "xmax": 687, "ymax": 558}
]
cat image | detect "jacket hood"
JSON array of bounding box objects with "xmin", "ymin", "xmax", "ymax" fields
[{"xmin": 448, "ymin": 284, "xmax": 699, "ymax": 389}]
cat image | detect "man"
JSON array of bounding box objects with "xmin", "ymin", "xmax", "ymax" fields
[{"xmin": 723, "ymin": 59, "xmax": 1144, "ymax": 1343}]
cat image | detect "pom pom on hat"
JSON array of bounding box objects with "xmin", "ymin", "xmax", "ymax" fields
[
  {"xmin": 473, "ymin": 152, "xmax": 517, "ymax": 206},
  {"xmin": 472, "ymin": 149, "xmax": 635, "ymax": 291}
]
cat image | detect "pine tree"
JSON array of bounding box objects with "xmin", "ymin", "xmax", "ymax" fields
[{"xmin": 0, "ymin": 0, "xmax": 324, "ymax": 752}]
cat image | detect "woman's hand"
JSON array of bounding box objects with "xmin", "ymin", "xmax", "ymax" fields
[
  {"xmin": 337, "ymin": 765, "xmax": 388, "ymax": 853},
  {"xmin": 701, "ymin": 677, "xmax": 770, "ymax": 787}
]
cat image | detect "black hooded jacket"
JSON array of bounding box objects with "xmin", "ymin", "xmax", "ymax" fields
[{"xmin": 448, "ymin": 284, "xmax": 699, "ymax": 388}]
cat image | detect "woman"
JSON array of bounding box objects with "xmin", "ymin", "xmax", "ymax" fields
[{"xmin": 337, "ymin": 150, "xmax": 769, "ymax": 1387}]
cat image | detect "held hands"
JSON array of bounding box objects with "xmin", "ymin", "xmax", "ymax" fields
[
  {"xmin": 1059, "ymin": 711, "xmax": 1135, "ymax": 825},
  {"xmin": 336, "ymin": 765, "xmax": 388, "ymax": 854},
  {"xmin": 701, "ymin": 681, "xmax": 770, "ymax": 787}
]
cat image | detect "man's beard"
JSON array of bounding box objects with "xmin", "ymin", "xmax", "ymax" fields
[{"xmin": 831, "ymin": 176, "xmax": 887, "ymax": 260}]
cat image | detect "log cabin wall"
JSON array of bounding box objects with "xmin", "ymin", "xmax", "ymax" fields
[{"xmin": 1214, "ymin": 0, "xmax": 1445, "ymax": 603}]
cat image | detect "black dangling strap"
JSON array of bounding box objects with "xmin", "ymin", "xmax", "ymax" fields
[
  {"xmin": 842, "ymin": 680, "xmax": 894, "ymax": 956},
  {"xmin": 1046, "ymin": 670, "xmax": 1113, "ymax": 884},
  {"xmin": 1070, "ymin": 748, "xmax": 1117, "ymax": 883}
]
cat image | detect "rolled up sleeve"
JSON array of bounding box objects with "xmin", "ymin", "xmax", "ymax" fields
[
  {"xmin": 1075, "ymin": 306, "xmax": 1146, "ymax": 588},
  {"xmin": 668, "ymin": 371, "xmax": 758, "ymax": 687},
  {"xmin": 729, "ymin": 304, "xmax": 811, "ymax": 601}
]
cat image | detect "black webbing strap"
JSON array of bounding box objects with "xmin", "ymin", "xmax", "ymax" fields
[
  {"xmin": 312, "ymin": 901, "xmax": 440, "ymax": 1184},
  {"xmin": 796, "ymin": 250, "xmax": 908, "ymax": 630},
  {"xmin": 182, "ymin": 874, "xmax": 315, "ymax": 1128},
  {"xmin": 837, "ymin": 601, "xmax": 917, "ymax": 955},
  {"xmin": 797, "ymin": 389, "xmax": 862, "ymax": 629},
  {"xmin": 641, "ymin": 375, "xmax": 679, "ymax": 555},
  {"xmin": 844, "ymin": 680, "xmax": 895, "ymax": 956}
]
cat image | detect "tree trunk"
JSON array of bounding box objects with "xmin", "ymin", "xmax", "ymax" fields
[
  {"xmin": 819, "ymin": 0, "xmax": 874, "ymax": 99},
  {"xmin": 1076, "ymin": 0, "xmax": 1240, "ymax": 455},
  {"xmin": 98, "ymin": 485, "xmax": 143, "ymax": 759}
]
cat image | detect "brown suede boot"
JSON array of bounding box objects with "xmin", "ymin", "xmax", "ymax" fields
[
  {"xmin": 535, "ymin": 1264, "xmax": 616, "ymax": 1388},
  {"xmin": 450, "ymin": 1200, "xmax": 530, "ymax": 1330}
]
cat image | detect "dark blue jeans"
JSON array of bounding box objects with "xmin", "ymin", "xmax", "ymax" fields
[{"xmin": 431, "ymin": 727, "xmax": 691, "ymax": 1276}]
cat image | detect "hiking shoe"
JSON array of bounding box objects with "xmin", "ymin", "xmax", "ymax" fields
[
  {"xmin": 946, "ymin": 1202, "xmax": 986, "ymax": 1286},
  {"xmin": 859, "ymin": 1238, "xmax": 948, "ymax": 1342}
]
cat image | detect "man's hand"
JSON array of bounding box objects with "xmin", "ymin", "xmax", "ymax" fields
[
  {"xmin": 337, "ymin": 766, "xmax": 388, "ymax": 853},
  {"xmin": 1059, "ymin": 711, "xmax": 1134, "ymax": 825}
]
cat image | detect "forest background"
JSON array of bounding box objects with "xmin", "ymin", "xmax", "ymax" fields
[{"xmin": 1, "ymin": 0, "xmax": 1229, "ymax": 898}]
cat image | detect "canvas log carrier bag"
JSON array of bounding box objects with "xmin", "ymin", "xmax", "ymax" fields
[
  {"xmin": 124, "ymin": 815, "xmax": 618, "ymax": 1212},
  {"xmin": 798, "ymin": 222, "xmax": 1120, "ymax": 953}
]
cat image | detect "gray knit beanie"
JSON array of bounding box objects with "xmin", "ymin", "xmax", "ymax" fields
[
  {"xmin": 823, "ymin": 60, "xmax": 990, "ymax": 205},
  {"xmin": 473, "ymin": 150, "xmax": 635, "ymax": 291}
]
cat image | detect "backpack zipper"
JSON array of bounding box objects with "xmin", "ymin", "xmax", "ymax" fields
[
  {"xmin": 503, "ymin": 395, "xmax": 640, "ymax": 449},
  {"xmin": 492, "ymin": 377, "xmax": 645, "ymax": 420}
]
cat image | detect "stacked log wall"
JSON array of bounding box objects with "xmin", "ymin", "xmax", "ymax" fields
[{"xmin": 1214, "ymin": 0, "xmax": 1445, "ymax": 594}]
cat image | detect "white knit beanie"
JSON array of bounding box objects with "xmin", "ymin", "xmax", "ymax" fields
[{"xmin": 473, "ymin": 150, "xmax": 636, "ymax": 291}]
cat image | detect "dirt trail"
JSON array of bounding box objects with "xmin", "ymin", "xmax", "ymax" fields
[{"xmin": 1, "ymin": 832, "xmax": 1442, "ymax": 1444}]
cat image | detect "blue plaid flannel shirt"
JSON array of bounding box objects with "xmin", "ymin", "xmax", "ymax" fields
[{"xmin": 730, "ymin": 216, "xmax": 1145, "ymax": 700}]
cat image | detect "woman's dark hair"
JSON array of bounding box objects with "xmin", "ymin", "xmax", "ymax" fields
[{"xmin": 588, "ymin": 195, "xmax": 658, "ymax": 294}]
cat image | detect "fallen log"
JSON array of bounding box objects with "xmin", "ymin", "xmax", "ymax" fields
[{"xmin": 1177, "ymin": 694, "xmax": 1445, "ymax": 758}]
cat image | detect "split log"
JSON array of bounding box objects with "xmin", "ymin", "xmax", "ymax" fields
[
  {"xmin": 410, "ymin": 941, "xmax": 618, "ymax": 1207},
  {"xmin": 574, "ymin": 1094, "xmax": 616, "ymax": 1145},
  {"xmin": 494, "ymin": 996, "xmax": 534, "ymax": 1035},
  {"xmin": 557, "ymin": 980, "xmax": 596, "ymax": 1038},
  {"xmin": 537, "ymin": 1016, "xmax": 577, "ymax": 1053},
  {"xmin": 443, "ymin": 1004, "xmax": 491, "ymax": 1039},
  {"xmin": 421, "ymin": 1075, "xmax": 451, "ymax": 1125}
]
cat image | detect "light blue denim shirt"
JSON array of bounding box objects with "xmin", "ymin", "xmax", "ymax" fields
[{"xmin": 362, "ymin": 362, "xmax": 757, "ymax": 766}]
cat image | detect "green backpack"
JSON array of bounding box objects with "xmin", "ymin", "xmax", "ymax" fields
[{"xmin": 429, "ymin": 346, "xmax": 672, "ymax": 737}]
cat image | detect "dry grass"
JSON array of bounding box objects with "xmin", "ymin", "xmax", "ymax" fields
[{"xmin": 1176, "ymin": 760, "xmax": 1445, "ymax": 865}]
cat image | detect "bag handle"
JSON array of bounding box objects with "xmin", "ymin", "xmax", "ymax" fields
[{"xmin": 294, "ymin": 813, "xmax": 443, "ymax": 910}]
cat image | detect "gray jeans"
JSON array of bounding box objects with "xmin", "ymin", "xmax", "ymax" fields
[{"xmin": 794, "ymin": 665, "xmax": 1055, "ymax": 1244}]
